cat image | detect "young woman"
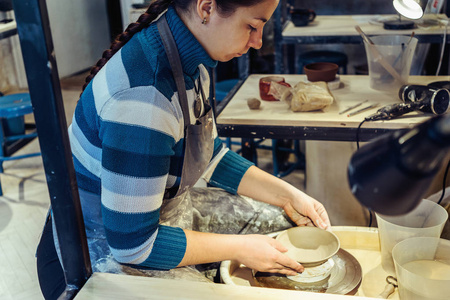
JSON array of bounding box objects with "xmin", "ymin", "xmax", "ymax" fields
[{"xmin": 36, "ymin": 0, "xmax": 331, "ymax": 299}]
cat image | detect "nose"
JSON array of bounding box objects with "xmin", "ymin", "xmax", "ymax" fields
[{"xmin": 248, "ymin": 28, "xmax": 263, "ymax": 50}]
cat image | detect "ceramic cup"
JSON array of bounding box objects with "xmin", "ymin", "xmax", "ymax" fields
[
  {"xmin": 290, "ymin": 8, "xmax": 316, "ymax": 27},
  {"xmin": 259, "ymin": 76, "xmax": 291, "ymax": 101}
]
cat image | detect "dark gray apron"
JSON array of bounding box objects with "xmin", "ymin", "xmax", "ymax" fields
[{"xmin": 157, "ymin": 15, "xmax": 214, "ymax": 228}]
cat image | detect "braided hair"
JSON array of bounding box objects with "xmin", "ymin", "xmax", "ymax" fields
[{"xmin": 82, "ymin": 0, "xmax": 263, "ymax": 92}]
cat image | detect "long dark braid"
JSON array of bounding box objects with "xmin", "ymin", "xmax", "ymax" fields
[{"xmin": 82, "ymin": 0, "xmax": 173, "ymax": 92}]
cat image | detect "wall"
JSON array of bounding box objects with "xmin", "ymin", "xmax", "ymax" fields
[
  {"xmin": 0, "ymin": 0, "xmax": 111, "ymax": 92},
  {"xmin": 120, "ymin": 0, "xmax": 145, "ymax": 29},
  {"xmin": 46, "ymin": 0, "xmax": 111, "ymax": 78},
  {"xmin": 0, "ymin": 10, "xmax": 26, "ymax": 91}
]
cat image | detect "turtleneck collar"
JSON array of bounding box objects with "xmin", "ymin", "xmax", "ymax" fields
[{"xmin": 162, "ymin": 6, "xmax": 217, "ymax": 77}]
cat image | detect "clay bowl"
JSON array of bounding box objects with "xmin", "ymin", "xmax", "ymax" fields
[
  {"xmin": 304, "ymin": 62, "xmax": 339, "ymax": 82},
  {"xmin": 276, "ymin": 227, "xmax": 340, "ymax": 267}
]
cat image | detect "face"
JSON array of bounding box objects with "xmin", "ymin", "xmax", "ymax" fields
[{"xmin": 203, "ymin": 0, "xmax": 279, "ymax": 62}]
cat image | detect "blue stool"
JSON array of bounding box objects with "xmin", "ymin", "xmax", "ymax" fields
[
  {"xmin": 215, "ymin": 79, "xmax": 239, "ymax": 102},
  {"xmin": 297, "ymin": 50, "xmax": 348, "ymax": 75},
  {"xmin": 0, "ymin": 93, "xmax": 40, "ymax": 195}
]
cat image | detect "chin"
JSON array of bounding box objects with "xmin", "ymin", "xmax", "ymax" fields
[{"xmin": 217, "ymin": 53, "xmax": 240, "ymax": 62}]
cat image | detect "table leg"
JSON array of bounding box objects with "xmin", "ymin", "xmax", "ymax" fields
[{"xmin": 241, "ymin": 138, "xmax": 258, "ymax": 164}]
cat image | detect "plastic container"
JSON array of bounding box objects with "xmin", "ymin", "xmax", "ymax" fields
[
  {"xmin": 364, "ymin": 35, "xmax": 417, "ymax": 92},
  {"xmin": 376, "ymin": 199, "xmax": 448, "ymax": 273},
  {"xmin": 392, "ymin": 237, "xmax": 450, "ymax": 300}
]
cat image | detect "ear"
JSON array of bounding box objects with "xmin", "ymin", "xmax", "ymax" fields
[{"xmin": 196, "ymin": 0, "xmax": 214, "ymax": 22}]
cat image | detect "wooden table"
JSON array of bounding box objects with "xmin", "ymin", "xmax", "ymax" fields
[
  {"xmin": 274, "ymin": 12, "xmax": 449, "ymax": 74},
  {"xmin": 282, "ymin": 14, "xmax": 449, "ymax": 44},
  {"xmin": 216, "ymin": 74, "xmax": 448, "ymax": 142}
]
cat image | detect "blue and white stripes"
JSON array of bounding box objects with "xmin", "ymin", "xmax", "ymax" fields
[{"xmin": 67, "ymin": 6, "xmax": 253, "ymax": 270}]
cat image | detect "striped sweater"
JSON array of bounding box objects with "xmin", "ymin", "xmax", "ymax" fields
[{"xmin": 67, "ymin": 6, "xmax": 253, "ymax": 270}]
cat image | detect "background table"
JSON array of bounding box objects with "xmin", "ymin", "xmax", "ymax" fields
[
  {"xmin": 273, "ymin": 11, "xmax": 449, "ymax": 74},
  {"xmin": 216, "ymin": 75, "xmax": 445, "ymax": 142},
  {"xmin": 282, "ymin": 14, "xmax": 449, "ymax": 44}
]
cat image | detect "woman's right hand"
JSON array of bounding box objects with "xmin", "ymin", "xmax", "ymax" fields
[{"xmin": 234, "ymin": 234, "xmax": 304, "ymax": 276}]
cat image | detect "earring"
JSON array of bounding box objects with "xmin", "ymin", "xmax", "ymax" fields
[{"xmin": 202, "ymin": 18, "xmax": 207, "ymax": 25}]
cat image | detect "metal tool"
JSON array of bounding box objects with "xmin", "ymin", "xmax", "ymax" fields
[
  {"xmin": 377, "ymin": 276, "xmax": 398, "ymax": 299},
  {"xmin": 339, "ymin": 100, "xmax": 368, "ymax": 115},
  {"xmin": 238, "ymin": 211, "xmax": 262, "ymax": 234},
  {"xmin": 347, "ymin": 103, "xmax": 379, "ymax": 117}
]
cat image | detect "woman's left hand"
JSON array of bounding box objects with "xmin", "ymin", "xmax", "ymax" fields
[
  {"xmin": 282, "ymin": 192, "xmax": 331, "ymax": 229},
  {"xmin": 237, "ymin": 166, "xmax": 331, "ymax": 229}
]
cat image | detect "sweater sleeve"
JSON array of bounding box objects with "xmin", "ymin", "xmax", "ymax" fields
[
  {"xmin": 207, "ymin": 136, "xmax": 254, "ymax": 194},
  {"xmin": 98, "ymin": 88, "xmax": 186, "ymax": 270}
]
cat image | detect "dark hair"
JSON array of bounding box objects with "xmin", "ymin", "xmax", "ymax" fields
[{"xmin": 82, "ymin": 0, "xmax": 262, "ymax": 92}]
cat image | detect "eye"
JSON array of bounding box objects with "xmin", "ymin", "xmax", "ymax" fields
[{"xmin": 248, "ymin": 25, "xmax": 257, "ymax": 32}]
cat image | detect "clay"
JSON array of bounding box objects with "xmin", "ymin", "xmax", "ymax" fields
[{"xmin": 247, "ymin": 97, "xmax": 261, "ymax": 110}]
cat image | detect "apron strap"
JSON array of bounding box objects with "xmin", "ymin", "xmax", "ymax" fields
[{"xmin": 157, "ymin": 15, "xmax": 190, "ymax": 128}]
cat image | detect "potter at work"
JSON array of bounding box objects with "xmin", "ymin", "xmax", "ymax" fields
[
  {"xmin": 6, "ymin": 0, "xmax": 448, "ymax": 299},
  {"xmin": 35, "ymin": 1, "xmax": 331, "ymax": 299}
]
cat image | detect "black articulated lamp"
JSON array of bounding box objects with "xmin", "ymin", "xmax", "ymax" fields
[
  {"xmin": 348, "ymin": 114, "xmax": 450, "ymax": 216},
  {"xmin": 384, "ymin": 0, "xmax": 428, "ymax": 29}
]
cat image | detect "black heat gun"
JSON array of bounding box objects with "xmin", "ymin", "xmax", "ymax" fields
[{"xmin": 365, "ymin": 84, "xmax": 450, "ymax": 121}]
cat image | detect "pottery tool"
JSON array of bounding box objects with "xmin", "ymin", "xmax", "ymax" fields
[
  {"xmin": 355, "ymin": 26, "xmax": 406, "ymax": 85},
  {"xmin": 238, "ymin": 211, "xmax": 261, "ymax": 234},
  {"xmin": 377, "ymin": 276, "xmax": 398, "ymax": 299},
  {"xmin": 393, "ymin": 31, "xmax": 415, "ymax": 68},
  {"xmin": 347, "ymin": 103, "xmax": 379, "ymax": 117},
  {"xmin": 339, "ymin": 100, "xmax": 368, "ymax": 115}
]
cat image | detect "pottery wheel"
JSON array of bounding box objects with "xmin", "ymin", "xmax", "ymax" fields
[{"xmin": 253, "ymin": 248, "xmax": 362, "ymax": 295}]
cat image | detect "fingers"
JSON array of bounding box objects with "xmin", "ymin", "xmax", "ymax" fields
[
  {"xmin": 283, "ymin": 197, "xmax": 331, "ymax": 229},
  {"xmin": 262, "ymin": 260, "xmax": 303, "ymax": 276},
  {"xmin": 276, "ymin": 256, "xmax": 304, "ymax": 274},
  {"xmin": 273, "ymin": 241, "xmax": 288, "ymax": 253},
  {"xmin": 311, "ymin": 213, "xmax": 328, "ymax": 230},
  {"xmin": 272, "ymin": 240, "xmax": 304, "ymax": 274},
  {"xmin": 267, "ymin": 265, "xmax": 301, "ymax": 276},
  {"xmin": 306, "ymin": 202, "xmax": 330, "ymax": 230},
  {"xmin": 283, "ymin": 203, "xmax": 313, "ymax": 226},
  {"xmin": 316, "ymin": 203, "xmax": 331, "ymax": 229}
]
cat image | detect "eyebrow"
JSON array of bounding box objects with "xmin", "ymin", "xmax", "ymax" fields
[{"xmin": 255, "ymin": 17, "xmax": 268, "ymax": 23}]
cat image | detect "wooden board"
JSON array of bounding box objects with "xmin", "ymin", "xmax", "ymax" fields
[{"xmin": 75, "ymin": 272, "xmax": 374, "ymax": 300}]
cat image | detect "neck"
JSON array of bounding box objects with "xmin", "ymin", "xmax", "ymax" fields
[{"xmin": 175, "ymin": 7, "xmax": 212, "ymax": 60}]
